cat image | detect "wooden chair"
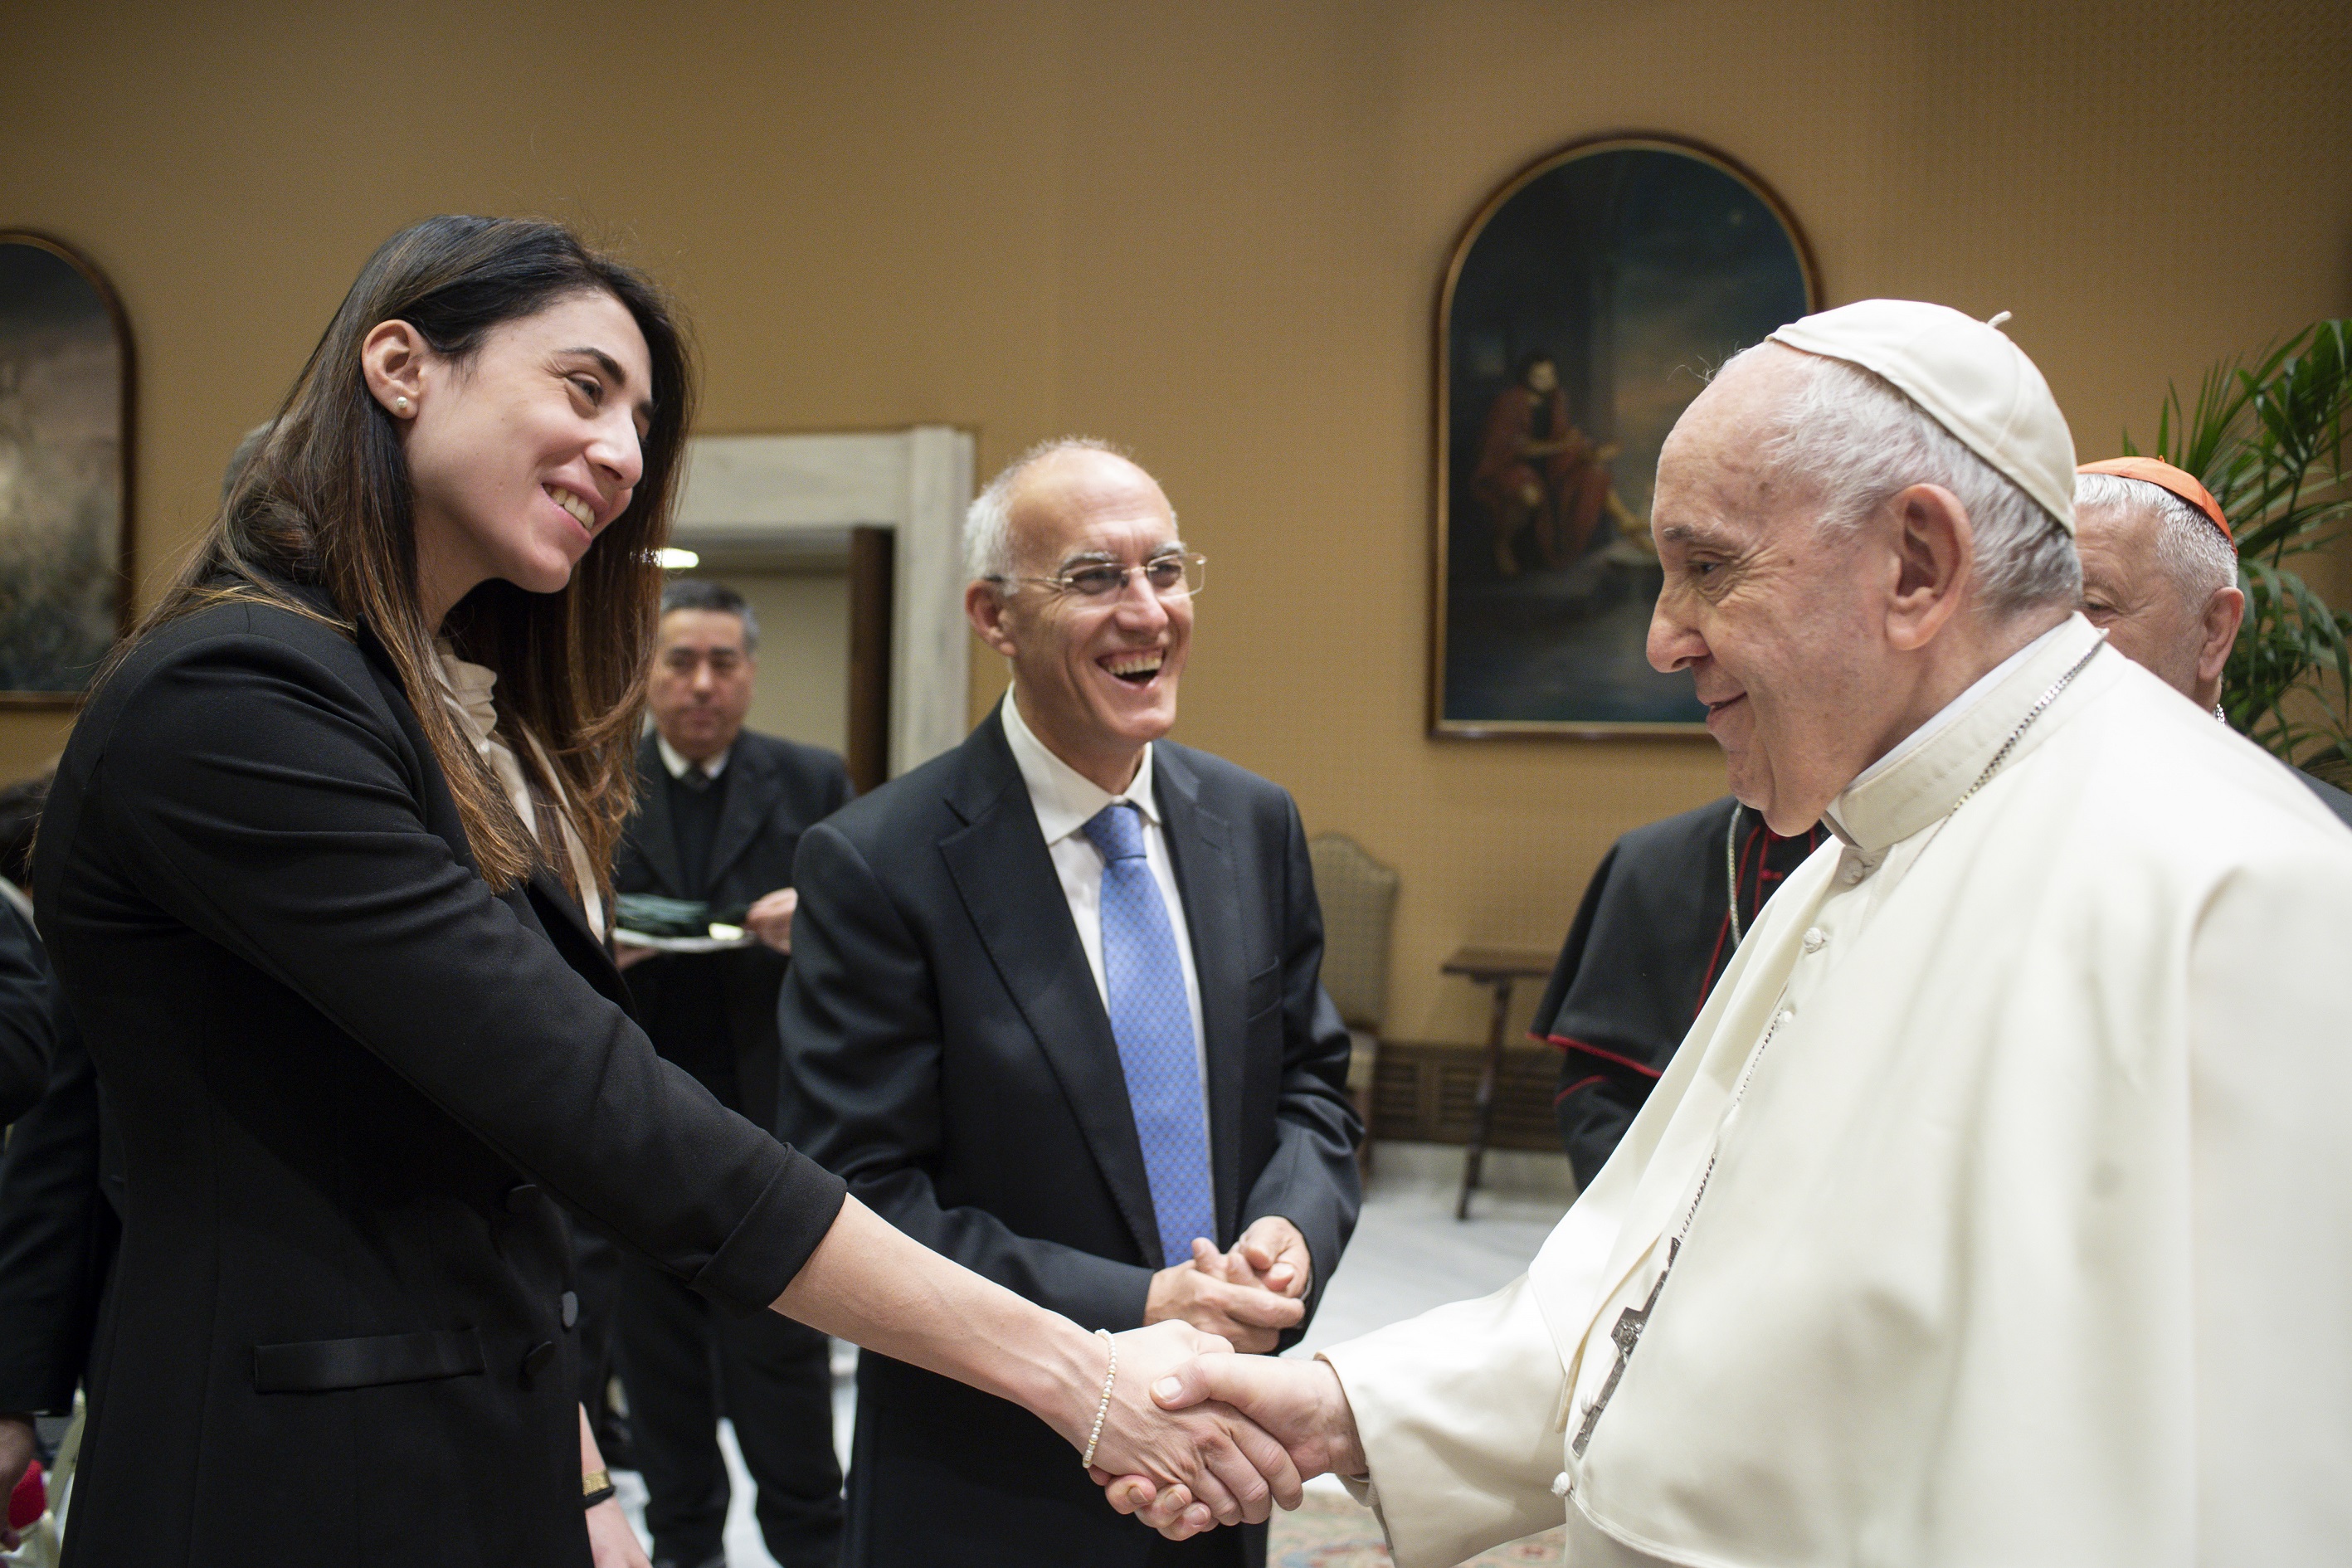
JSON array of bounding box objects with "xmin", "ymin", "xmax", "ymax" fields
[{"xmin": 1307, "ymin": 833, "xmax": 1399, "ymax": 1176}]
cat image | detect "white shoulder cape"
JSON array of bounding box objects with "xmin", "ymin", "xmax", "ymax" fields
[{"xmin": 1326, "ymin": 618, "xmax": 2352, "ymax": 1568}]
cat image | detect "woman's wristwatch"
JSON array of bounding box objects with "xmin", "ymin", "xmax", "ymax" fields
[{"xmin": 582, "ymin": 1467, "xmax": 616, "ymax": 1509}]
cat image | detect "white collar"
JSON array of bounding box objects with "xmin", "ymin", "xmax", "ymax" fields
[
  {"xmin": 430, "ymin": 641, "xmax": 608, "ymax": 937},
  {"xmin": 433, "ymin": 642, "xmax": 502, "ymax": 743},
  {"xmin": 1844, "ymin": 616, "xmax": 2075, "ymax": 794},
  {"xmin": 999, "ymin": 689, "xmax": 1159, "ymax": 845},
  {"xmin": 656, "ymin": 733, "xmax": 729, "ymax": 782},
  {"xmin": 1826, "ymin": 614, "xmax": 2105, "ymax": 851}
]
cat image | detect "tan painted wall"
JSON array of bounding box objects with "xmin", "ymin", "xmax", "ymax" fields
[{"xmin": 4, "ymin": 0, "xmax": 2347, "ymax": 1042}]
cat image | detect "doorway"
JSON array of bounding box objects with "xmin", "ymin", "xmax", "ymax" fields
[
  {"xmin": 669, "ymin": 429, "xmax": 971, "ymax": 792},
  {"xmin": 670, "ymin": 526, "xmax": 894, "ymax": 793}
]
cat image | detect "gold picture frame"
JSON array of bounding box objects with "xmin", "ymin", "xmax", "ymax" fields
[
  {"xmin": 1429, "ymin": 134, "xmax": 1819, "ymax": 739},
  {"xmin": 0, "ymin": 230, "xmax": 135, "ymax": 706}
]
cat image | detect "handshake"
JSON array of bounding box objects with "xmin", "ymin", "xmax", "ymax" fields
[{"xmin": 1072, "ymin": 1218, "xmax": 1367, "ymax": 1543}]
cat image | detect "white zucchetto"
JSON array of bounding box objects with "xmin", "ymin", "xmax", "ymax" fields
[{"xmin": 1769, "ymin": 299, "xmax": 2078, "ymax": 533}]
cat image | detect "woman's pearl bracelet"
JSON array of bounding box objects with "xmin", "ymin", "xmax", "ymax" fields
[{"xmin": 1079, "ymin": 1328, "xmax": 1117, "ymax": 1468}]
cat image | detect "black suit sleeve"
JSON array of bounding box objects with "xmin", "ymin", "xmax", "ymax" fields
[
  {"xmin": 0, "ymin": 997, "xmax": 110, "ymax": 1415},
  {"xmin": 0, "ymin": 901, "xmax": 51, "ymax": 1127},
  {"xmin": 1545, "ymin": 848, "xmax": 1654, "ymax": 1189},
  {"xmin": 79, "ymin": 630, "xmax": 843, "ymax": 1313},
  {"xmin": 1542, "ymin": 850, "xmax": 1674, "ymax": 1194},
  {"xmin": 1237, "ymin": 795, "xmax": 1361, "ymax": 1315},
  {"xmin": 780, "ymin": 821, "xmax": 1158, "ymax": 1330},
  {"xmin": 1556, "ymin": 1077, "xmax": 1648, "ymax": 1194}
]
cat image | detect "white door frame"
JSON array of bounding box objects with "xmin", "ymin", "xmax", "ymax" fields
[{"xmin": 670, "ymin": 427, "xmax": 975, "ymax": 777}]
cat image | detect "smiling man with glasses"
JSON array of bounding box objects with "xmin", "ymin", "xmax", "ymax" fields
[{"xmin": 777, "ymin": 437, "xmax": 1361, "ymax": 1568}]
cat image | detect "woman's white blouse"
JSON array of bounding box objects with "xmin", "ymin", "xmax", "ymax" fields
[{"xmin": 432, "ymin": 644, "xmax": 606, "ymax": 939}]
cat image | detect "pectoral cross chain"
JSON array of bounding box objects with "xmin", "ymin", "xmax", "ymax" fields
[{"xmin": 1570, "ymin": 1240, "xmax": 1677, "ymax": 1457}]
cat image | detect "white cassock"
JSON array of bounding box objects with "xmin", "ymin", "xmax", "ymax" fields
[{"xmin": 1322, "ymin": 614, "xmax": 2352, "ymax": 1567}]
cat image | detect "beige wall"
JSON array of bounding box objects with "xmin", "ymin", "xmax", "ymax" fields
[{"xmin": 4, "ymin": 0, "xmax": 2347, "ymax": 1041}]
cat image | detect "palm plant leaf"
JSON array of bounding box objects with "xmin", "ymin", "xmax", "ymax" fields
[{"xmin": 2126, "ymin": 319, "xmax": 2352, "ymax": 772}]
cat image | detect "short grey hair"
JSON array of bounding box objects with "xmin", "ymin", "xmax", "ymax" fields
[
  {"xmin": 660, "ymin": 577, "xmax": 759, "ymax": 653},
  {"xmin": 964, "ymin": 436, "xmax": 1129, "ymax": 583},
  {"xmin": 2073, "ymin": 471, "xmax": 2238, "ymax": 608},
  {"xmin": 1737, "ymin": 345, "xmax": 2082, "ymax": 617}
]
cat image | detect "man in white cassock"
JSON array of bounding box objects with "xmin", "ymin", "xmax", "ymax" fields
[{"xmin": 1107, "ymin": 299, "xmax": 2352, "ymax": 1566}]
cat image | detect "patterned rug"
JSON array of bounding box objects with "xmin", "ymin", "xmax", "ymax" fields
[{"xmin": 1268, "ymin": 1488, "xmax": 1564, "ymax": 1567}]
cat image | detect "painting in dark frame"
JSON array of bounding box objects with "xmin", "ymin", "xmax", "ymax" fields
[
  {"xmin": 0, "ymin": 232, "xmax": 133, "ymax": 704},
  {"xmin": 1431, "ymin": 136, "xmax": 1817, "ymax": 737}
]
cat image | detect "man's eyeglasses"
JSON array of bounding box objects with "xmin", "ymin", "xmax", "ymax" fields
[{"xmin": 991, "ymin": 553, "xmax": 1206, "ymax": 603}]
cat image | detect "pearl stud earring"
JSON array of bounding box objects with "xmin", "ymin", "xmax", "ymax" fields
[{"xmin": 393, "ymin": 396, "xmax": 411, "ymax": 416}]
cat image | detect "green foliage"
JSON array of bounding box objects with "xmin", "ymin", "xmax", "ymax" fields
[{"xmin": 2123, "ymin": 319, "xmax": 2352, "ymax": 773}]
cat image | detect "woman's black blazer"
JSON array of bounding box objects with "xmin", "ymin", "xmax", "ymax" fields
[{"xmin": 29, "ymin": 582, "xmax": 845, "ymax": 1568}]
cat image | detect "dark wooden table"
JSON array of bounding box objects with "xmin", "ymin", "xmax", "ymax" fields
[{"xmin": 1441, "ymin": 945, "xmax": 1558, "ymax": 1220}]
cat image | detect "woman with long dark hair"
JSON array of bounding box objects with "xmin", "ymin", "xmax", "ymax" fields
[{"xmin": 28, "ymin": 217, "xmax": 1289, "ymax": 1567}]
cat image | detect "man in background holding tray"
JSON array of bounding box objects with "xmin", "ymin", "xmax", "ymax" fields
[{"xmin": 611, "ymin": 577, "xmax": 855, "ymax": 1568}]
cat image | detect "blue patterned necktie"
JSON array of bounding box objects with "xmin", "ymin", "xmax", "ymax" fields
[{"xmin": 1082, "ymin": 801, "xmax": 1217, "ymax": 1268}]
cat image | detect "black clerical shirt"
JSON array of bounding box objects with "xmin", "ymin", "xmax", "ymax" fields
[
  {"xmin": 1536, "ymin": 797, "xmax": 1825, "ymax": 1188},
  {"xmin": 663, "ymin": 745, "xmax": 729, "ymax": 905},
  {"xmin": 648, "ymin": 738, "xmax": 735, "ymax": 1104}
]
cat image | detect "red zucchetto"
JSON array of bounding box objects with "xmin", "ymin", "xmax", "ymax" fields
[{"xmin": 2077, "ymin": 455, "xmax": 2231, "ymax": 542}]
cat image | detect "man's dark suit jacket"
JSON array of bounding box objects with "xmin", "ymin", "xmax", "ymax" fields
[
  {"xmin": 613, "ymin": 729, "xmax": 852, "ymax": 1127},
  {"xmin": 779, "ymin": 705, "xmax": 1361, "ymax": 1568},
  {"xmin": 2297, "ymin": 767, "xmax": 2352, "ymax": 830},
  {"xmin": 29, "ymin": 581, "xmax": 846, "ymax": 1568},
  {"xmin": 0, "ymin": 894, "xmax": 123, "ymax": 1439},
  {"xmin": 0, "ymin": 903, "xmax": 121, "ymax": 1424},
  {"xmin": 0, "ymin": 898, "xmax": 53, "ymax": 1127},
  {"xmin": 0, "ymin": 1006, "xmax": 118, "ymax": 1410}
]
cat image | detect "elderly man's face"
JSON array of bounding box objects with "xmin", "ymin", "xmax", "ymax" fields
[
  {"xmin": 2073, "ymin": 498, "xmax": 2223, "ymax": 704},
  {"xmin": 981, "ymin": 450, "xmax": 1192, "ymax": 786},
  {"xmin": 1646, "ymin": 353, "xmax": 1890, "ymax": 832}
]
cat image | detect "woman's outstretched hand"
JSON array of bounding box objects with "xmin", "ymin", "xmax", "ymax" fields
[
  {"xmin": 1100, "ymin": 1351, "xmax": 1366, "ymax": 1541},
  {"xmin": 1075, "ymin": 1322, "xmax": 1304, "ymax": 1536},
  {"xmin": 766, "ymin": 1199, "xmax": 1303, "ymax": 1539}
]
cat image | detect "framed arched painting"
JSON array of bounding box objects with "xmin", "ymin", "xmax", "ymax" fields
[
  {"xmin": 1430, "ymin": 136, "xmax": 1817, "ymax": 738},
  {"xmin": 0, "ymin": 231, "xmax": 134, "ymax": 704}
]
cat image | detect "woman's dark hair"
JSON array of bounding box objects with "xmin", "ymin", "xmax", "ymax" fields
[{"xmin": 135, "ymin": 215, "xmax": 695, "ymax": 896}]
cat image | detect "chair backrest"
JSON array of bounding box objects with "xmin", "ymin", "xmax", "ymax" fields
[{"xmin": 1307, "ymin": 832, "xmax": 1400, "ymax": 1033}]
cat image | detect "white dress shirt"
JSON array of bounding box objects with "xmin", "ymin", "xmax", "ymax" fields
[
  {"xmin": 655, "ymin": 733, "xmax": 730, "ymax": 782},
  {"xmin": 999, "ymin": 693, "xmax": 1211, "ymax": 1127}
]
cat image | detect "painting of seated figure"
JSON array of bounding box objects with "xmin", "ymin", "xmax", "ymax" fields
[
  {"xmin": 1433, "ymin": 136, "xmax": 1815, "ymax": 735},
  {"xmin": 0, "ymin": 233, "xmax": 130, "ymax": 701}
]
